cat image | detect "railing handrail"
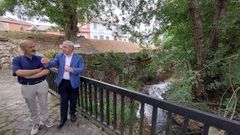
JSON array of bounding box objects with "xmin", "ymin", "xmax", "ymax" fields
[
  {"xmin": 80, "ymin": 76, "xmax": 240, "ymax": 131},
  {"xmin": 48, "ymin": 68, "xmax": 240, "ymax": 135}
]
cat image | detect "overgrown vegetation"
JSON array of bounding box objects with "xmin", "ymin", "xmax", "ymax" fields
[
  {"xmin": 33, "ymin": 0, "xmax": 240, "ymax": 122},
  {"xmin": 97, "ymin": 0, "xmax": 240, "ymax": 120},
  {"xmin": 156, "ymin": 1, "xmax": 240, "ymax": 119},
  {"xmin": 44, "ymin": 50, "xmax": 165, "ymax": 90}
]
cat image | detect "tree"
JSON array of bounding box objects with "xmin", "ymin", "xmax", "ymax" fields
[
  {"xmin": 0, "ymin": 0, "xmax": 99, "ymax": 40},
  {"xmin": 188, "ymin": 0, "xmax": 207, "ymax": 100},
  {"xmin": 100, "ymin": 0, "xmax": 240, "ymax": 102},
  {"xmin": 210, "ymin": 0, "xmax": 227, "ymax": 51}
]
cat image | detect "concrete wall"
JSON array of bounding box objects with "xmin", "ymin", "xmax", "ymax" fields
[
  {"xmin": 0, "ymin": 22, "xmax": 31, "ymax": 32},
  {"xmin": 0, "ymin": 22, "xmax": 9, "ymax": 31},
  {"xmin": 8, "ymin": 23, "xmax": 30, "ymax": 31}
]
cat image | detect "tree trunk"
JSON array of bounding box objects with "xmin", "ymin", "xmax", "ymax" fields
[
  {"xmin": 210, "ymin": 0, "xmax": 227, "ymax": 51},
  {"xmin": 188, "ymin": 0, "xmax": 208, "ymax": 100},
  {"xmin": 63, "ymin": 1, "xmax": 78, "ymax": 41}
]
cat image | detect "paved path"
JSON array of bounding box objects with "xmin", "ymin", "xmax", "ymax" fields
[{"xmin": 0, "ymin": 70, "xmax": 105, "ymax": 135}]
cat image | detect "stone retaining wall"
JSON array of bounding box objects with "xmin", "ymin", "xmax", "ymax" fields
[{"xmin": 0, "ymin": 37, "xmax": 21, "ymax": 69}]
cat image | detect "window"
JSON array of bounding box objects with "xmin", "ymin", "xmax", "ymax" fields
[
  {"xmin": 100, "ymin": 35, "xmax": 104, "ymax": 40},
  {"xmin": 106, "ymin": 36, "xmax": 110, "ymax": 40},
  {"xmin": 94, "ymin": 23, "xmax": 97, "ymax": 30},
  {"xmin": 94, "ymin": 36, "xmax": 98, "ymax": 39}
]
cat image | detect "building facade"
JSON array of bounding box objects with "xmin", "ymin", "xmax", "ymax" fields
[
  {"xmin": 78, "ymin": 21, "xmax": 130, "ymax": 42},
  {"xmin": 0, "ymin": 17, "xmax": 31, "ymax": 31}
]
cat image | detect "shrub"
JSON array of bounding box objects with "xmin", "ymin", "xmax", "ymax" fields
[{"xmin": 44, "ymin": 49, "xmax": 58, "ymax": 59}]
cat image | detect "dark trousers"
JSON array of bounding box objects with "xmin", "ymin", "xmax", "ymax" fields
[{"xmin": 58, "ymin": 79, "xmax": 78, "ymax": 120}]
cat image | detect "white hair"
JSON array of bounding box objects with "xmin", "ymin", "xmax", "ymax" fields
[{"xmin": 62, "ymin": 40, "xmax": 75, "ymax": 48}]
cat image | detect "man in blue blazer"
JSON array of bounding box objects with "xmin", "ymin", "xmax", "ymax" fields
[{"xmin": 41, "ymin": 40, "xmax": 84, "ymax": 129}]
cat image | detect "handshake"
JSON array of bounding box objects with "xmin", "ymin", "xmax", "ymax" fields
[{"xmin": 41, "ymin": 58, "xmax": 73, "ymax": 73}]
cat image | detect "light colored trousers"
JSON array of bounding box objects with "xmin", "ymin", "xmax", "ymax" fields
[{"xmin": 21, "ymin": 80, "xmax": 49, "ymax": 124}]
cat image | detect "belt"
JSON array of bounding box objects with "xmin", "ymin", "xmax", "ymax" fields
[{"xmin": 21, "ymin": 79, "xmax": 45, "ymax": 85}]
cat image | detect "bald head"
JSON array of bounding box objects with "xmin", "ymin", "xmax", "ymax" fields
[
  {"xmin": 20, "ymin": 40, "xmax": 35, "ymax": 48},
  {"xmin": 19, "ymin": 40, "xmax": 36, "ymax": 56}
]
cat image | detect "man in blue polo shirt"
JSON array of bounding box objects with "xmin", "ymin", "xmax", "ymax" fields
[{"xmin": 12, "ymin": 40, "xmax": 53, "ymax": 135}]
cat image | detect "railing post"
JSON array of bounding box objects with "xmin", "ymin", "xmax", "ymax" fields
[
  {"xmin": 120, "ymin": 95, "xmax": 125, "ymax": 135},
  {"xmin": 151, "ymin": 107, "xmax": 158, "ymax": 135},
  {"xmin": 94, "ymin": 85, "xmax": 98, "ymax": 119},
  {"xmin": 77, "ymin": 87, "xmax": 80, "ymax": 108},
  {"xmin": 113, "ymin": 92, "xmax": 117, "ymax": 129},
  {"xmin": 80, "ymin": 81, "xmax": 84, "ymax": 110},
  {"xmin": 202, "ymin": 124, "xmax": 209, "ymax": 135},
  {"xmin": 139, "ymin": 102, "xmax": 145, "ymax": 135},
  {"xmin": 106, "ymin": 90, "xmax": 110, "ymax": 125},
  {"xmin": 165, "ymin": 111, "xmax": 172, "ymax": 135},
  {"xmin": 100, "ymin": 88, "xmax": 104, "ymax": 122},
  {"xmin": 129, "ymin": 99, "xmax": 135, "ymax": 135},
  {"xmin": 84, "ymin": 81, "xmax": 88, "ymax": 112},
  {"xmin": 89, "ymin": 83, "xmax": 93, "ymax": 115},
  {"xmin": 181, "ymin": 116, "xmax": 189, "ymax": 135}
]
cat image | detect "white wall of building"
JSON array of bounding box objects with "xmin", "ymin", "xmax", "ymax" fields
[{"xmin": 89, "ymin": 22, "xmax": 130, "ymax": 42}]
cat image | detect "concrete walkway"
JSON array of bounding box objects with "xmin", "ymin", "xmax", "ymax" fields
[{"xmin": 0, "ymin": 70, "xmax": 105, "ymax": 135}]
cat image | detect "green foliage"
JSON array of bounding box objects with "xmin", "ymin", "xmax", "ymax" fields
[
  {"xmin": 26, "ymin": 35, "xmax": 33, "ymax": 39},
  {"xmin": 166, "ymin": 69, "xmax": 197, "ymax": 102},
  {"xmin": 132, "ymin": 50, "xmax": 165, "ymax": 80},
  {"xmin": 78, "ymin": 50, "xmax": 167, "ymax": 91},
  {"xmin": 134, "ymin": 49, "xmax": 150, "ymax": 61},
  {"xmin": 0, "ymin": 0, "xmax": 99, "ymax": 39},
  {"xmin": 88, "ymin": 96, "xmax": 138, "ymax": 126},
  {"xmin": 166, "ymin": 82, "xmax": 192, "ymax": 102},
  {"xmin": 145, "ymin": 60, "xmax": 158, "ymax": 78},
  {"xmin": 115, "ymin": 101, "xmax": 138, "ymax": 126},
  {"xmin": 100, "ymin": 52, "xmax": 125, "ymax": 71},
  {"xmin": 127, "ymin": 80, "xmax": 140, "ymax": 91},
  {"xmin": 43, "ymin": 50, "xmax": 58, "ymax": 59},
  {"xmin": 100, "ymin": 0, "xmax": 240, "ymax": 96},
  {"xmin": 0, "ymin": 0, "xmax": 16, "ymax": 15},
  {"xmin": 0, "ymin": 0, "xmax": 99, "ymax": 26}
]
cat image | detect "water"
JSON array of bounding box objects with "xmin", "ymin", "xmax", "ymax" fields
[{"xmin": 137, "ymin": 81, "xmax": 171, "ymax": 135}]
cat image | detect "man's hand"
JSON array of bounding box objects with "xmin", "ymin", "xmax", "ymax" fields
[
  {"xmin": 23, "ymin": 68, "xmax": 43, "ymax": 79},
  {"xmin": 65, "ymin": 66, "xmax": 73, "ymax": 73},
  {"xmin": 36, "ymin": 68, "xmax": 43, "ymax": 72},
  {"xmin": 41, "ymin": 58, "xmax": 49, "ymax": 65},
  {"xmin": 25, "ymin": 69, "xmax": 50, "ymax": 79},
  {"xmin": 15, "ymin": 68, "xmax": 42, "ymax": 78}
]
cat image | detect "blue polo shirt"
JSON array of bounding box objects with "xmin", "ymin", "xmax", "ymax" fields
[{"xmin": 12, "ymin": 55, "xmax": 47, "ymax": 84}]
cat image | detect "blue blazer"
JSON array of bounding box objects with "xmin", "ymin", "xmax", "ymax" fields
[{"xmin": 48, "ymin": 53, "xmax": 85, "ymax": 89}]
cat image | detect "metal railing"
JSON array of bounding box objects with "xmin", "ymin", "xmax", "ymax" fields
[{"xmin": 46, "ymin": 69, "xmax": 240, "ymax": 135}]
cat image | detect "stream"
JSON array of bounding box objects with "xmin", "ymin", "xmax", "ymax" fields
[{"xmin": 137, "ymin": 81, "xmax": 171, "ymax": 135}]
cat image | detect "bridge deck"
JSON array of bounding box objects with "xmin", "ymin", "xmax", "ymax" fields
[{"xmin": 0, "ymin": 70, "xmax": 105, "ymax": 135}]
